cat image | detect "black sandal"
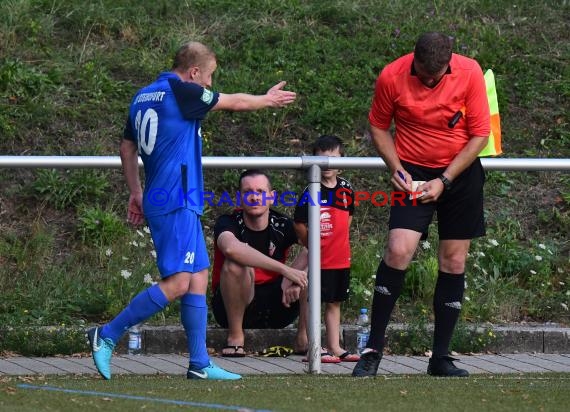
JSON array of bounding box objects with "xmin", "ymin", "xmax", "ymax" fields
[{"xmin": 221, "ymin": 345, "xmax": 246, "ymax": 357}]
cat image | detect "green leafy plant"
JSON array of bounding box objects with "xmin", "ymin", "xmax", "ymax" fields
[
  {"xmin": 386, "ymin": 306, "xmax": 498, "ymax": 355},
  {"xmin": 32, "ymin": 169, "xmax": 110, "ymax": 210},
  {"xmin": 348, "ymin": 237, "xmax": 382, "ymax": 317},
  {"xmin": 77, "ymin": 206, "xmax": 127, "ymax": 245},
  {"xmin": 0, "ymin": 58, "xmax": 54, "ymax": 101},
  {"xmin": 402, "ymin": 251, "xmax": 439, "ymax": 304}
]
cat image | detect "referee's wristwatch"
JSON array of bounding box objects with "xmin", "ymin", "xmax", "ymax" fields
[{"xmin": 438, "ymin": 174, "xmax": 452, "ymax": 191}]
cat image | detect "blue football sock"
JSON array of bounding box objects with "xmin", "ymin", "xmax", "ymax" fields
[
  {"xmin": 101, "ymin": 284, "xmax": 169, "ymax": 343},
  {"xmin": 181, "ymin": 293, "xmax": 209, "ymax": 370}
]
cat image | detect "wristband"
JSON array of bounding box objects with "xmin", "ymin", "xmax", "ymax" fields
[{"xmin": 438, "ymin": 174, "xmax": 452, "ymax": 191}]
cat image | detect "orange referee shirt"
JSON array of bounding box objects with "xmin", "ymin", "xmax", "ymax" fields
[{"xmin": 369, "ymin": 53, "xmax": 491, "ymax": 168}]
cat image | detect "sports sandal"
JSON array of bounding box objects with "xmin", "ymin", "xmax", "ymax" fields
[
  {"xmin": 221, "ymin": 345, "xmax": 246, "ymax": 357},
  {"xmin": 302, "ymin": 351, "xmax": 341, "ymax": 363},
  {"xmin": 338, "ymin": 351, "xmax": 360, "ymax": 362}
]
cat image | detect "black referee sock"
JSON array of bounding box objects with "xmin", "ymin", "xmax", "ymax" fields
[
  {"xmin": 432, "ymin": 271, "xmax": 465, "ymax": 357},
  {"xmin": 368, "ymin": 260, "xmax": 406, "ymax": 351}
]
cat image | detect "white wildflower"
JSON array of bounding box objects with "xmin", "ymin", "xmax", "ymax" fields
[
  {"xmin": 559, "ymin": 282, "xmax": 565, "ymax": 286},
  {"xmin": 530, "ymin": 270, "xmax": 537, "ymax": 275},
  {"xmin": 538, "ymin": 243, "xmax": 546, "ymax": 250},
  {"xmin": 421, "ymin": 240, "xmax": 431, "ymax": 250},
  {"xmin": 488, "ymin": 239, "xmax": 499, "ymax": 246},
  {"xmin": 364, "ymin": 289, "xmax": 372, "ymax": 296},
  {"xmin": 150, "ymin": 250, "xmax": 157, "ymax": 259},
  {"xmin": 464, "ymin": 296, "xmax": 471, "ymax": 301},
  {"xmin": 371, "ymin": 275, "xmax": 376, "ymax": 279},
  {"xmin": 122, "ymin": 256, "xmax": 129, "ymax": 261},
  {"xmin": 120, "ymin": 270, "xmax": 132, "ymax": 279},
  {"xmin": 477, "ymin": 251, "xmax": 485, "ymax": 257},
  {"xmin": 375, "ymin": 253, "xmax": 381, "ymax": 258},
  {"xmin": 535, "ymin": 255, "xmax": 543, "ymax": 261},
  {"xmin": 482, "ymin": 268, "xmax": 488, "ymax": 276},
  {"xmin": 561, "ymin": 303, "xmax": 568, "ymax": 311},
  {"xmin": 143, "ymin": 226, "xmax": 151, "ymax": 234},
  {"xmin": 548, "ymin": 249, "xmax": 553, "ymax": 255},
  {"xmin": 105, "ymin": 248, "xmax": 112, "ymax": 257},
  {"xmin": 136, "ymin": 230, "xmax": 145, "ymax": 237},
  {"xmin": 143, "ymin": 273, "xmax": 153, "ymax": 284},
  {"xmin": 130, "ymin": 240, "xmax": 139, "ymax": 247}
]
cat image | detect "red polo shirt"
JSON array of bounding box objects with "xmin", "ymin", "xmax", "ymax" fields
[{"xmin": 369, "ymin": 53, "xmax": 491, "ymax": 168}]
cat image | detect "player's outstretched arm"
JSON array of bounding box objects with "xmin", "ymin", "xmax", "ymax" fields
[{"xmin": 213, "ymin": 81, "xmax": 296, "ymax": 112}]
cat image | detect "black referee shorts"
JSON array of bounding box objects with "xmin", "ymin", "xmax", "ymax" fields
[{"xmin": 389, "ymin": 158, "xmax": 486, "ymax": 240}]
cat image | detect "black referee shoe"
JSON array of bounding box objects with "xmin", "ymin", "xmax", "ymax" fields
[
  {"xmin": 352, "ymin": 350, "xmax": 382, "ymax": 377},
  {"xmin": 427, "ymin": 355, "xmax": 469, "ymax": 377}
]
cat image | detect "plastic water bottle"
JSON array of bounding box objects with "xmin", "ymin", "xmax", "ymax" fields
[
  {"xmin": 128, "ymin": 324, "xmax": 142, "ymax": 355},
  {"xmin": 356, "ymin": 308, "xmax": 370, "ymax": 354}
]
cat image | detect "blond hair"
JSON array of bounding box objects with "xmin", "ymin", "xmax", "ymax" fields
[{"xmin": 172, "ymin": 42, "xmax": 216, "ymax": 71}]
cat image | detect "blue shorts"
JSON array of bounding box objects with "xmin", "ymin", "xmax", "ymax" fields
[{"xmin": 147, "ymin": 208, "xmax": 210, "ymax": 278}]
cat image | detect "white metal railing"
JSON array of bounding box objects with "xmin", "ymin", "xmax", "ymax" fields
[
  {"xmin": 1, "ymin": 156, "xmax": 570, "ymax": 170},
  {"xmin": 1, "ymin": 155, "xmax": 569, "ymax": 373}
]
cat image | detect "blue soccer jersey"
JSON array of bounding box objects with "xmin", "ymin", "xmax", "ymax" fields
[{"xmin": 124, "ymin": 72, "xmax": 219, "ymax": 217}]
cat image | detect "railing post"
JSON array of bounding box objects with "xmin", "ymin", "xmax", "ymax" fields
[{"xmin": 306, "ymin": 163, "xmax": 322, "ymax": 374}]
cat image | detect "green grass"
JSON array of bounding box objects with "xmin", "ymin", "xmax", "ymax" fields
[
  {"xmin": 0, "ymin": 0, "xmax": 569, "ymax": 354},
  {"xmin": 1, "ymin": 374, "xmax": 569, "ymax": 412}
]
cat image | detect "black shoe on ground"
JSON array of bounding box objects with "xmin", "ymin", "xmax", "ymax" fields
[
  {"xmin": 352, "ymin": 351, "xmax": 382, "ymax": 377},
  {"xmin": 427, "ymin": 355, "xmax": 469, "ymax": 377}
]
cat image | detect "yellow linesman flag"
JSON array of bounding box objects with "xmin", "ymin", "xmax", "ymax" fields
[{"xmin": 479, "ymin": 69, "xmax": 502, "ymax": 157}]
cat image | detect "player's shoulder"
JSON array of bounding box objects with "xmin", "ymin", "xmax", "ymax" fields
[
  {"xmin": 382, "ymin": 53, "xmax": 413, "ymax": 77},
  {"xmin": 269, "ymin": 209, "xmax": 294, "ymax": 231},
  {"xmin": 167, "ymin": 75, "xmax": 204, "ymax": 94},
  {"xmin": 269, "ymin": 208, "xmax": 293, "ymax": 222},
  {"xmin": 337, "ymin": 176, "xmax": 353, "ymax": 190},
  {"xmin": 451, "ymin": 53, "xmax": 481, "ymax": 71}
]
